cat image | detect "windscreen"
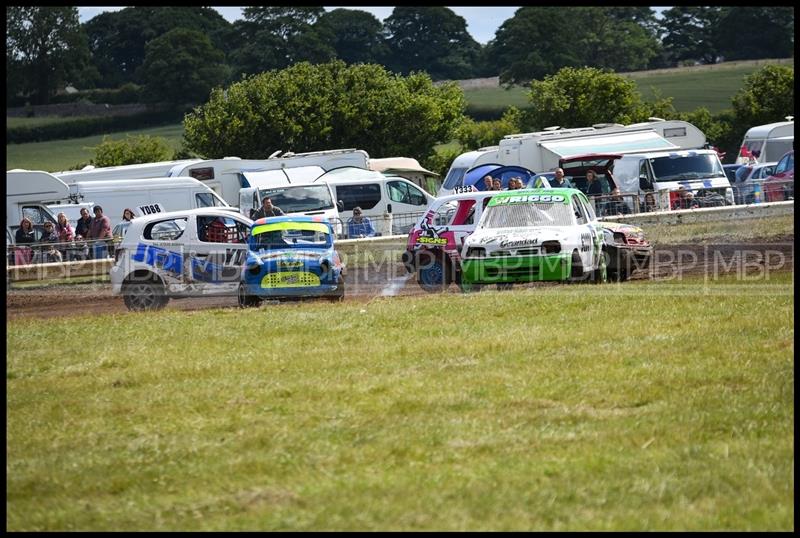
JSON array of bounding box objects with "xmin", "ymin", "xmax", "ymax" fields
[
  {"xmin": 260, "ymin": 185, "xmax": 334, "ymax": 213},
  {"xmin": 251, "ymin": 222, "xmax": 331, "ymax": 249},
  {"xmin": 649, "ymin": 154, "xmax": 724, "ymax": 181},
  {"xmin": 442, "ymin": 167, "xmax": 468, "ymax": 189},
  {"xmin": 480, "ymin": 201, "xmax": 573, "ymax": 229}
]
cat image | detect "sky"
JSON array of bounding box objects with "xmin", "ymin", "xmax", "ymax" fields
[{"xmin": 75, "ymin": 6, "xmax": 535, "ymax": 45}]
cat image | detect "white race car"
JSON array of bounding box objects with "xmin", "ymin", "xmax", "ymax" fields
[{"xmin": 460, "ymin": 188, "xmax": 608, "ymax": 287}]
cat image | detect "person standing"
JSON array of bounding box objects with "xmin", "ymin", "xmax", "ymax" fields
[
  {"xmin": 55, "ymin": 212, "xmax": 74, "ymax": 260},
  {"xmin": 551, "ymin": 168, "xmax": 573, "ymax": 189},
  {"xmin": 252, "ymin": 197, "xmax": 285, "ymax": 220},
  {"xmin": 14, "ymin": 217, "xmax": 36, "ymax": 265},
  {"xmin": 87, "ymin": 205, "xmax": 112, "ymax": 259},
  {"xmin": 74, "ymin": 207, "xmax": 93, "ymax": 240},
  {"xmin": 482, "ymin": 175, "xmax": 494, "ymax": 191}
]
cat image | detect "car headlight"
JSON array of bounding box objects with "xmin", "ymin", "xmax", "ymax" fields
[
  {"xmin": 541, "ymin": 240, "xmax": 561, "ymax": 254},
  {"xmin": 465, "ymin": 247, "xmax": 486, "ymax": 258}
]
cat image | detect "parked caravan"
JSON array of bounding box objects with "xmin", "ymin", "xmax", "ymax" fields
[
  {"xmin": 52, "ymin": 159, "xmax": 203, "ymax": 183},
  {"xmin": 167, "ymin": 149, "xmax": 370, "ymax": 206},
  {"xmin": 314, "ymin": 167, "xmax": 436, "ymax": 236},
  {"xmin": 735, "ymin": 118, "xmax": 794, "ymax": 165},
  {"xmin": 439, "ymin": 120, "xmax": 706, "ymax": 196},
  {"xmin": 368, "ymin": 157, "xmax": 441, "ymax": 194}
]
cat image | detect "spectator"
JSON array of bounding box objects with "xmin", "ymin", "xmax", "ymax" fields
[
  {"xmin": 604, "ymin": 188, "xmax": 632, "ymax": 216},
  {"xmin": 55, "ymin": 212, "xmax": 74, "ymax": 260},
  {"xmin": 491, "ymin": 178, "xmax": 502, "ymax": 191},
  {"xmin": 551, "ymin": 168, "xmax": 573, "ymax": 189},
  {"xmin": 122, "ymin": 208, "xmax": 136, "ymax": 222},
  {"xmin": 74, "ymin": 207, "xmax": 93, "ymax": 240},
  {"xmin": 586, "ymin": 169, "xmax": 603, "ymax": 196},
  {"xmin": 508, "ymin": 177, "xmax": 524, "ymax": 190},
  {"xmin": 483, "ymin": 175, "xmax": 494, "ymax": 191},
  {"xmin": 252, "ymin": 197, "xmax": 285, "ymax": 220},
  {"xmin": 87, "ymin": 205, "xmax": 113, "ymax": 259},
  {"xmin": 643, "ymin": 192, "xmax": 657, "ymax": 212},
  {"xmin": 14, "ymin": 217, "xmax": 36, "ymax": 265},
  {"xmin": 672, "ymin": 188, "xmax": 700, "ymax": 210},
  {"xmin": 36, "ymin": 221, "xmax": 62, "ymax": 263},
  {"xmin": 347, "ymin": 206, "xmax": 376, "ymax": 238}
]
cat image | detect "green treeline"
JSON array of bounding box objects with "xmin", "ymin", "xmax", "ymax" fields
[{"xmin": 6, "ymin": 6, "xmax": 795, "ymax": 106}]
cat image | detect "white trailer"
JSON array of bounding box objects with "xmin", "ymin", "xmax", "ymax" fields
[
  {"xmin": 735, "ymin": 118, "xmax": 794, "ymax": 164},
  {"xmin": 166, "ymin": 149, "xmax": 370, "ymax": 206},
  {"xmin": 52, "ymin": 159, "xmax": 203, "ymax": 183},
  {"xmin": 438, "ymin": 119, "xmax": 706, "ymax": 195}
]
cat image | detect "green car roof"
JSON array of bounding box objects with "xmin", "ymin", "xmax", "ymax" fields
[{"xmin": 487, "ymin": 188, "xmax": 580, "ymax": 207}]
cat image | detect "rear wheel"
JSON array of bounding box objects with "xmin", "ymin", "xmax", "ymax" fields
[
  {"xmin": 122, "ymin": 280, "xmax": 168, "ymax": 312},
  {"xmin": 417, "ymin": 252, "xmax": 452, "ymax": 293}
]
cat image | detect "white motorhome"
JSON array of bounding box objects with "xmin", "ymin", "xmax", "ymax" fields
[
  {"xmin": 167, "ymin": 149, "xmax": 370, "ymax": 206},
  {"xmin": 314, "ymin": 167, "xmax": 436, "ymax": 236},
  {"xmin": 438, "ymin": 119, "xmax": 707, "ymax": 196},
  {"xmin": 735, "ymin": 118, "xmax": 794, "ymax": 165},
  {"xmin": 52, "ymin": 159, "xmax": 203, "ymax": 183},
  {"xmin": 6, "ymin": 170, "xmax": 67, "ymax": 240},
  {"xmin": 368, "ymin": 157, "xmax": 441, "ymax": 194}
]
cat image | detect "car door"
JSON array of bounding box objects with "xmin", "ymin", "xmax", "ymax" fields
[
  {"xmin": 187, "ymin": 213, "xmax": 250, "ymax": 294},
  {"xmin": 574, "ymin": 193, "xmax": 602, "ymax": 270}
]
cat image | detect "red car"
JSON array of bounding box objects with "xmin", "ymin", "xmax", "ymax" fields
[{"xmin": 763, "ymin": 150, "xmax": 794, "ymax": 202}]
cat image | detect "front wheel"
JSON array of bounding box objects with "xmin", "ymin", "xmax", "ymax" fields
[
  {"xmin": 238, "ymin": 283, "xmax": 261, "ymax": 308},
  {"xmin": 122, "ymin": 280, "xmax": 168, "ymax": 312},
  {"xmin": 592, "ymin": 249, "xmax": 609, "ymax": 284},
  {"xmin": 417, "ymin": 253, "xmax": 452, "ymax": 293}
]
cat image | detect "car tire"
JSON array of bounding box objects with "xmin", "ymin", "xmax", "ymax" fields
[
  {"xmin": 237, "ymin": 282, "xmax": 261, "ymax": 308},
  {"xmin": 496, "ymin": 283, "xmax": 514, "ymax": 290},
  {"xmin": 592, "ymin": 249, "xmax": 609, "ymax": 284},
  {"xmin": 569, "ymin": 250, "xmax": 586, "ymax": 283},
  {"xmin": 417, "ymin": 252, "xmax": 452, "ymax": 293},
  {"xmin": 122, "ymin": 280, "xmax": 168, "ymax": 312},
  {"xmin": 328, "ymin": 276, "xmax": 346, "ymax": 302}
]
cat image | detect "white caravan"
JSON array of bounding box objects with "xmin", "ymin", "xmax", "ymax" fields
[
  {"xmin": 52, "ymin": 159, "xmax": 203, "ymax": 183},
  {"xmin": 735, "ymin": 118, "xmax": 794, "ymax": 165},
  {"xmin": 167, "ymin": 149, "xmax": 370, "ymax": 206},
  {"xmin": 438, "ymin": 119, "xmax": 706, "ymax": 196}
]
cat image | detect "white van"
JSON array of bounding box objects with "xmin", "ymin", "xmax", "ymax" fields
[
  {"xmin": 735, "ymin": 118, "xmax": 794, "ymax": 165},
  {"xmin": 238, "ymin": 179, "xmax": 343, "ymax": 235},
  {"xmin": 314, "ymin": 167, "xmax": 435, "ymax": 236}
]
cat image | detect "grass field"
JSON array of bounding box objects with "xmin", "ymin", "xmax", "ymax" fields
[
  {"xmin": 6, "ymin": 271, "xmax": 794, "ymax": 531},
  {"xmin": 5, "ymin": 123, "xmax": 185, "ymax": 172},
  {"xmin": 6, "ymin": 116, "xmax": 102, "ymax": 128},
  {"xmin": 464, "ymin": 59, "xmax": 795, "ymax": 116}
]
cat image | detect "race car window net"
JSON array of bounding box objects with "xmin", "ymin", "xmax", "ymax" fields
[{"xmin": 480, "ymin": 202, "xmax": 573, "ymax": 229}]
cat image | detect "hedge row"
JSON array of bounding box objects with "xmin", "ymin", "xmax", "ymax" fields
[
  {"xmin": 8, "ymin": 84, "xmax": 144, "ymax": 108},
  {"xmin": 7, "ymin": 109, "xmax": 185, "ymax": 145}
]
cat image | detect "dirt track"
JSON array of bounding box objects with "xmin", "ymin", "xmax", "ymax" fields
[{"xmin": 6, "ymin": 239, "xmax": 793, "ymax": 320}]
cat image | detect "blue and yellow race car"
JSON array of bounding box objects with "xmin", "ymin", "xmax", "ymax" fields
[{"xmin": 238, "ymin": 216, "xmax": 345, "ymax": 307}]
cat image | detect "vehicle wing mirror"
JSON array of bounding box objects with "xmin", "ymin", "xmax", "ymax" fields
[
  {"xmin": 387, "ymin": 203, "xmax": 392, "ymax": 213},
  {"xmin": 337, "ymin": 200, "xmax": 344, "ymax": 211}
]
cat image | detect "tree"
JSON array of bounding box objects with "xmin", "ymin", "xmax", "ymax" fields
[
  {"xmin": 455, "ymin": 107, "xmax": 521, "ymax": 150},
  {"xmin": 139, "ymin": 28, "xmax": 229, "ymax": 106},
  {"xmin": 659, "ymin": 7, "xmax": 721, "ymax": 65},
  {"xmin": 486, "ymin": 7, "xmax": 660, "ymax": 85},
  {"xmin": 7, "ymin": 6, "xmax": 96, "ymax": 104},
  {"xmin": 383, "ymin": 7, "xmax": 482, "ymax": 80},
  {"xmin": 91, "ymin": 135, "xmax": 173, "ymax": 167},
  {"xmin": 520, "ymin": 67, "xmax": 650, "ymax": 131},
  {"xmin": 714, "ymin": 7, "xmax": 794, "ymax": 61},
  {"xmin": 731, "ymin": 65, "xmax": 795, "ymax": 130},
  {"xmin": 230, "ymin": 7, "xmax": 335, "ymax": 77},
  {"xmin": 183, "ymin": 60, "xmax": 466, "ymax": 162},
  {"xmin": 316, "ymin": 9, "xmax": 390, "ymax": 66},
  {"xmin": 83, "ymin": 7, "xmax": 232, "ymax": 88}
]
